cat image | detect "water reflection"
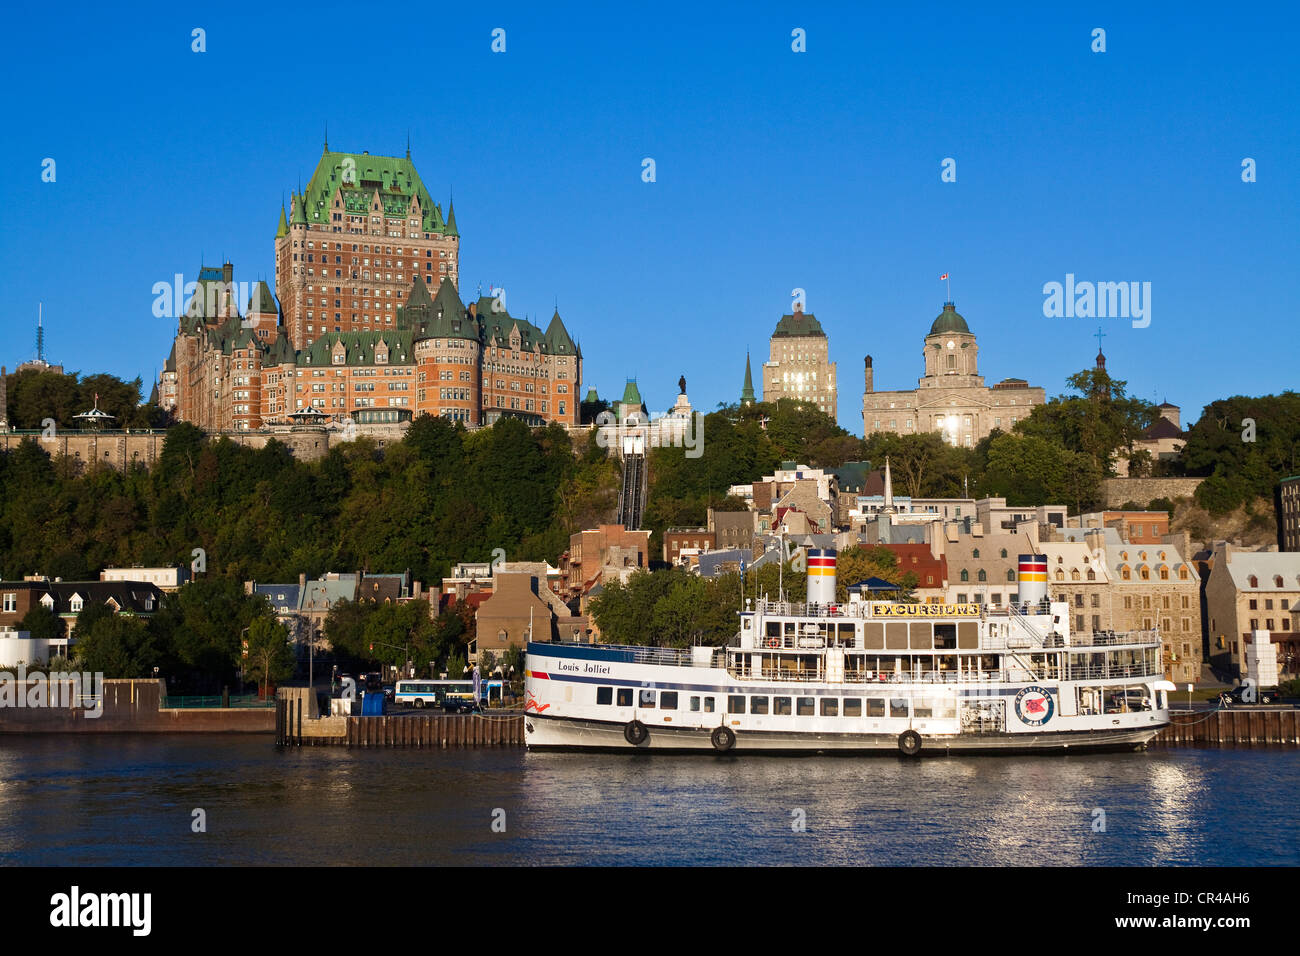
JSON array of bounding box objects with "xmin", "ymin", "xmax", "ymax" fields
[{"xmin": 0, "ymin": 737, "xmax": 1295, "ymax": 866}]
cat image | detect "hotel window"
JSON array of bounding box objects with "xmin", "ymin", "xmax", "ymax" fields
[{"xmin": 2, "ymin": 593, "xmax": 14, "ymax": 612}]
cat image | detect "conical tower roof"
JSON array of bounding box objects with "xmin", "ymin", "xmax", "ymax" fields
[
  {"xmin": 741, "ymin": 351, "xmax": 755, "ymax": 404},
  {"xmin": 546, "ymin": 309, "xmax": 578, "ymax": 356}
]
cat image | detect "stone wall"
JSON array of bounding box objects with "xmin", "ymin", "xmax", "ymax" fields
[
  {"xmin": 0, "ymin": 679, "xmax": 274, "ymax": 733},
  {"xmin": 0, "ymin": 422, "xmax": 410, "ymax": 473},
  {"xmin": 1101, "ymin": 477, "xmax": 1204, "ymax": 508}
]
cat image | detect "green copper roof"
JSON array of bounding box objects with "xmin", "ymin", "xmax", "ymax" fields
[
  {"xmin": 741, "ymin": 351, "xmax": 755, "ymax": 403},
  {"xmin": 275, "ymin": 206, "xmax": 289, "ymax": 238},
  {"xmin": 247, "ymin": 280, "xmax": 278, "ymax": 316},
  {"xmin": 772, "ymin": 310, "xmax": 825, "ymax": 337},
  {"xmin": 267, "ymin": 330, "xmax": 295, "ymax": 365},
  {"xmin": 929, "ymin": 303, "xmax": 971, "ymax": 335},
  {"xmin": 301, "ymin": 150, "xmax": 448, "ymax": 234},
  {"xmin": 621, "ymin": 379, "xmax": 643, "ymax": 406},
  {"xmin": 545, "ymin": 310, "xmax": 578, "ymax": 356},
  {"xmin": 290, "ymin": 193, "xmax": 307, "ymax": 225},
  {"xmin": 584, "ymin": 387, "xmax": 600, "ymax": 403},
  {"xmin": 445, "ymin": 199, "xmax": 458, "ymax": 237},
  {"xmin": 297, "ymin": 330, "xmax": 415, "ymax": 367}
]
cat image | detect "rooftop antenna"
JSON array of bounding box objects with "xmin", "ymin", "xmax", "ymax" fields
[{"xmin": 36, "ymin": 302, "xmax": 45, "ymax": 363}]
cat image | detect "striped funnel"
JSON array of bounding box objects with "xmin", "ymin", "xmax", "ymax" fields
[
  {"xmin": 1018, "ymin": 553, "xmax": 1048, "ymax": 607},
  {"xmin": 807, "ymin": 548, "xmax": 837, "ymax": 605}
]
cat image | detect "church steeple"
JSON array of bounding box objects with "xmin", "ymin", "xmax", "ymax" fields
[
  {"xmin": 741, "ymin": 351, "xmax": 755, "ymax": 404},
  {"xmin": 883, "ymin": 455, "xmax": 895, "ymax": 514}
]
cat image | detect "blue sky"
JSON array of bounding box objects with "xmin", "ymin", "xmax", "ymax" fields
[{"xmin": 3, "ymin": 1, "xmax": 1296, "ymax": 434}]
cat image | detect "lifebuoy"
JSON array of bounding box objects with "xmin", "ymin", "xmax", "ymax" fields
[
  {"xmin": 624, "ymin": 720, "xmax": 648, "ymax": 746},
  {"xmin": 898, "ymin": 730, "xmax": 922, "ymax": 757},
  {"xmin": 764, "ymin": 636, "xmax": 780, "ymax": 648},
  {"xmin": 711, "ymin": 726, "xmax": 736, "ymax": 751}
]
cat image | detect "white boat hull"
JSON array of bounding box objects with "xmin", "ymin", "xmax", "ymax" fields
[{"xmin": 525, "ymin": 712, "xmax": 1165, "ymax": 754}]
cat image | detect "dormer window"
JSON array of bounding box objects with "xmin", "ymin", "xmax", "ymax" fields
[{"xmin": 70, "ymin": 595, "xmax": 84, "ymax": 613}]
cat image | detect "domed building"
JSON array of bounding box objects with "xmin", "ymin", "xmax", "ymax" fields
[
  {"xmin": 761, "ymin": 302, "xmax": 837, "ymax": 419},
  {"xmin": 861, "ymin": 302, "xmax": 1044, "ymax": 446}
]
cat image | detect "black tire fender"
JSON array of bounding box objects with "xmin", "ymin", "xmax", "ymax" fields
[
  {"xmin": 898, "ymin": 729, "xmax": 922, "ymax": 757},
  {"xmin": 711, "ymin": 725, "xmax": 736, "ymax": 751},
  {"xmin": 624, "ymin": 719, "xmax": 649, "ymax": 746}
]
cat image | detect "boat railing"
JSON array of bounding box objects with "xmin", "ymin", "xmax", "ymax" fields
[
  {"xmin": 1073, "ymin": 630, "xmax": 1161, "ymax": 648},
  {"xmin": 581, "ymin": 644, "xmax": 716, "ymax": 667},
  {"xmin": 1064, "ymin": 663, "xmax": 1162, "ymax": 680}
]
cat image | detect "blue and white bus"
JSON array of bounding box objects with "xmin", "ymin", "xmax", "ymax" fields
[{"xmin": 393, "ymin": 680, "xmax": 475, "ymax": 709}]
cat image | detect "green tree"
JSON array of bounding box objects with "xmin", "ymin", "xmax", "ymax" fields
[
  {"xmin": 244, "ymin": 615, "xmax": 294, "ymax": 698},
  {"xmin": 74, "ymin": 614, "xmax": 159, "ymax": 678},
  {"xmin": 18, "ymin": 605, "xmax": 62, "ymax": 643},
  {"xmin": 1015, "ymin": 366, "xmax": 1155, "ymax": 477}
]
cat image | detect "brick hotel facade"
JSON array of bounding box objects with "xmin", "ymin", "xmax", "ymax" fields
[{"xmin": 161, "ymin": 146, "xmax": 582, "ymax": 430}]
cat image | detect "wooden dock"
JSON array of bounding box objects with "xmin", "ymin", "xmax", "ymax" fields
[
  {"xmin": 274, "ymin": 700, "xmax": 1298, "ymax": 749},
  {"xmin": 1153, "ymin": 708, "xmax": 1300, "ymax": 747},
  {"xmin": 275, "ymin": 701, "xmax": 524, "ymax": 748}
]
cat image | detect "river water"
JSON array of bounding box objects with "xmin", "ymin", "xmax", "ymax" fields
[{"xmin": 1, "ymin": 736, "xmax": 1295, "ymax": 866}]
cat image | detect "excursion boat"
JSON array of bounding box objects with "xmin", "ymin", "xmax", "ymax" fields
[{"xmin": 524, "ymin": 552, "xmax": 1174, "ymax": 755}]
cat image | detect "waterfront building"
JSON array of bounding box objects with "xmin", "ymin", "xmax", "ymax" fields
[
  {"xmin": 663, "ymin": 528, "xmax": 715, "ymax": 566},
  {"xmin": 560, "ymin": 525, "xmax": 653, "ymax": 605},
  {"xmin": 0, "ymin": 579, "xmax": 163, "ymax": 653},
  {"xmin": 474, "ymin": 571, "xmax": 588, "ymax": 661},
  {"xmin": 1098, "ymin": 530, "xmax": 1201, "ymax": 684},
  {"xmin": 862, "ymin": 301, "xmax": 1044, "ymax": 446},
  {"xmin": 941, "ymin": 528, "xmax": 1038, "ymax": 608},
  {"xmin": 708, "ymin": 508, "xmax": 756, "ymax": 555},
  {"xmin": 100, "ymin": 566, "xmax": 189, "ymax": 592},
  {"xmin": 1071, "ymin": 510, "xmax": 1171, "ymax": 542},
  {"xmin": 1204, "ymin": 542, "xmax": 1300, "ymax": 680},
  {"xmin": 762, "ymin": 302, "xmax": 837, "ymax": 419}
]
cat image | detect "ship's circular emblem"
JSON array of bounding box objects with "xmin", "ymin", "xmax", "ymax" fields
[{"xmin": 1014, "ymin": 685, "xmax": 1054, "ymax": 726}]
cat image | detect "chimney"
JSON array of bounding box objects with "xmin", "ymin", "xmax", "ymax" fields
[
  {"xmin": 864, "ymin": 355, "xmax": 873, "ymax": 394},
  {"xmin": 299, "ymin": 572, "xmax": 307, "ymax": 590}
]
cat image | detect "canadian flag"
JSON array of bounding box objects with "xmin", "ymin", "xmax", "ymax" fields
[{"xmin": 939, "ymin": 273, "xmax": 949, "ymax": 280}]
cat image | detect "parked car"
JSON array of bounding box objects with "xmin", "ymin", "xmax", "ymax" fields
[
  {"xmin": 1220, "ymin": 684, "xmax": 1280, "ymax": 706},
  {"xmin": 443, "ymin": 697, "xmax": 479, "ymax": 714}
]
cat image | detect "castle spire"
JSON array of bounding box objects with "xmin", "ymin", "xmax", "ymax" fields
[
  {"xmin": 741, "ymin": 350, "xmax": 755, "ymax": 404},
  {"xmin": 445, "ymin": 195, "xmax": 458, "ymax": 236}
]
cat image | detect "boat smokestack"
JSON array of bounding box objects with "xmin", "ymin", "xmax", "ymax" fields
[
  {"xmin": 1018, "ymin": 554, "xmax": 1048, "ymax": 607},
  {"xmin": 807, "ymin": 549, "xmax": 837, "ymax": 605}
]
